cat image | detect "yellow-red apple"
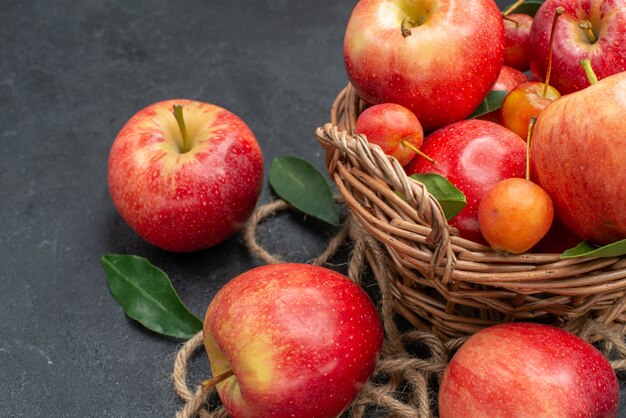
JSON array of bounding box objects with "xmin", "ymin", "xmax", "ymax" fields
[
  {"xmin": 108, "ymin": 99, "xmax": 263, "ymax": 252},
  {"xmin": 203, "ymin": 263, "xmax": 384, "ymax": 418},
  {"xmin": 344, "ymin": 0, "xmax": 505, "ymax": 132},
  {"xmin": 439, "ymin": 323, "xmax": 619, "ymax": 417},
  {"xmin": 530, "ymin": 70, "xmax": 626, "ymax": 245},
  {"xmin": 529, "ymin": 0, "xmax": 626, "ymax": 94}
]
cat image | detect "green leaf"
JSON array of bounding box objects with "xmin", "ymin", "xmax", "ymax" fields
[
  {"xmin": 101, "ymin": 254, "xmax": 203, "ymax": 339},
  {"xmin": 469, "ymin": 91, "xmax": 508, "ymax": 119},
  {"xmin": 560, "ymin": 239, "xmax": 626, "ymax": 259},
  {"xmin": 409, "ymin": 173, "xmax": 467, "ymax": 221},
  {"xmin": 269, "ymin": 156, "xmax": 340, "ymax": 226},
  {"xmin": 501, "ymin": 1, "xmax": 545, "ymax": 17}
]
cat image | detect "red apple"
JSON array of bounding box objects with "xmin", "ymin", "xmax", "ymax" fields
[
  {"xmin": 529, "ymin": 0, "xmax": 626, "ymax": 95},
  {"xmin": 405, "ymin": 120, "xmax": 527, "ymax": 243},
  {"xmin": 203, "ymin": 263, "xmax": 384, "ymax": 418},
  {"xmin": 343, "ymin": 0, "xmax": 505, "ymax": 132},
  {"xmin": 108, "ymin": 99, "xmax": 263, "ymax": 252},
  {"xmin": 355, "ymin": 103, "xmax": 425, "ymax": 167},
  {"xmin": 503, "ymin": 13, "xmax": 533, "ymax": 71},
  {"xmin": 478, "ymin": 178, "xmax": 554, "ymax": 254},
  {"xmin": 439, "ymin": 322, "xmax": 619, "ymax": 418},
  {"xmin": 492, "ymin": 65, "xmax": 529, "ymax": 92},
  {"xmin": 530, "ymin": 69, "xmax": 626, "ymax": 245}
]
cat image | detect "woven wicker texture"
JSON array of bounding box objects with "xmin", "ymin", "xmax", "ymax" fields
[{"xmin": 316, "ymin": 83, "xmax": 626, "ymax": 339}]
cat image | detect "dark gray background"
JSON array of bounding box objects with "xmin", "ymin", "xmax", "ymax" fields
[{"xmin": 1, "ymin": 0, "xmax": 623, "ymax": 416}]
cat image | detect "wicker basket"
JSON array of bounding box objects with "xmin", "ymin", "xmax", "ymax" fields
[{"xmin": 315, "ymin": 83, "xmax": 626, "ymax": 339}]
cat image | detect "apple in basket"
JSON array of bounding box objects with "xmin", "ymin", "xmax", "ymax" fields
[
  {"xmin": 202, "ymin": 263, "xmax": 384, "ymax": 418},
  {"xmin": 108, "ymin": 99, "xmax": 263, "ymax": 252},
  {"xmin": 405, "ymin": 119, "xmax": 527, "ymax": 244},
  {"xmin": 530, "ymin": 63, "xmax": 626, "ymax": 245},
  {"xmin": 503, "ymin": 12, "xmax": 534, "ymax": 72},
  {"xmin": 438, "ymin": 322, "xmax": 619, "ymax": 417},
  {"xmin": 529, "ymin": 0, "xmax": 626, "ymax": 95},
  {"xmin": 343, "ymin": 0, "xmax": 505, "ymax": 132}
]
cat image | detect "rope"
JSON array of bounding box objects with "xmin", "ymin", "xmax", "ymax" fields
[{"xmin": 173, "ymin": 199, "xmax": 626, "ymax": 417}]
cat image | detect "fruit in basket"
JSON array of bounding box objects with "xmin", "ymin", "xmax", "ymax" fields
[
  {"xmin": 530, "ymin": 64, "xmax": 626, "ymax": 245},
  {"xmin": 355, "ymin": 103, "xmax": 430, "ymax": 167},
  {"xmin": 503, "ymin": 13, "xmax": 533, "ymax": 71},
  {"xmin": 108, "ymin": 99, "xmax": 263, "ymax": 252},
  {"xmin": 532, "ymin": 217, "xmax": 583, "ymax": 254},
  {"xmin": 478, "ymin": 178, "xmax": 554, "ymax": 254},
  {"xmin": 499, "ymin": 81, "xmax": 560, "ymax": 139},
  {"xmin": 343, "ymin": 0, "xmax": 505, "ymax": 132},
  {"xmin": 405, "ymin": 119, "xmax": 526, "ymax": 244},
  {"xmin": 529, "ymin": 0, "xmax": 626, "ymax": 95},
  {"xmin": 202, "ymin": 263, "xmax": 384, "ymax": 418},
  {"xmin": 438, "ymin": 322, "xmax": 619, "ymax": 418},
  {"xmin": 492, "ymin": 65, "xmax": 529, "ymax": 92},
  {"xmin": 478, "ymin": 66, "xmax": 528, "ymax": 123},
  {"xmin": 500, "ymin": 6, "xmax": 564, "ymax": 139}
]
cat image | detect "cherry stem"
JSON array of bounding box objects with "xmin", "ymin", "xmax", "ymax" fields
[
  {"xmin": 401, "ymin": 17, "xmax": 417, "ymax": 38},
  {"xmin": 579, "ymin": 58, "xmax": 598, "ymax": 85},
  {"xmin": 503, "ymin": 0, "xmax": 525, "ymax": 17},
  {"xmin": 201, "ymin": 369, "xmax": 234, "ymax": 392},
  {"xmin": 401, "ymin": 140, "xmax": 437, "ymax": 165},
  {"xmin": 526, "ymin": 117, "xmax": 537, "ymax": 181},
  {"xmin": 543, "ymin": 6, "xmax": 565, "ymax": 97},
  {"xmin": 173, "ymin": 104, "xmax": 190, "ymax": 153},
  {"xmin": 579, "ymin": 20, "xmax": 597, "ymax": 44},
  {"xmin": 503, "ymin": 15, "xmax": 520, "ymax": 27}
]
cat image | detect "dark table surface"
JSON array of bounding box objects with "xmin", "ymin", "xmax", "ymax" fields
[{"xmin": 2, "ymin": 0, "xmax": 624, "ymax": 416}]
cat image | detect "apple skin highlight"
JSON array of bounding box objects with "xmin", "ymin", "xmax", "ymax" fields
[{"xmin": 203, "ymin": 263, "xmax": 384, "ymax": 418}]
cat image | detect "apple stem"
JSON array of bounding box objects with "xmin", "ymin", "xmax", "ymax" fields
[
  {"xmin": 401, "ymin": 140, "xmax": 437, "ymax": 165},
  {"xmin": 578, "ymin": 20, "xmax": 597, "ymax": 44},
  {"xmin": 172, "ymin": 104, "xmax": 191, "ymax": 153},
  {"xmin": 543, "ymin": 6, "xmax": 565, "ymax": 97},
  {"xmin": 502, "ymin": 0, "xmax": 525, "ymax": 17},
  {"xmin": 200, "ymin": 369, "xmax": 234, "ymax": 392},
  {"xmin": 401, "ymin": 17, "xmax": 417, "ymax": 38},
  {"xmin": 579, "ymin": 58, "xmax": 598, "ymax": 85},
  {"xmin": 526, "ymin": 117, "xmax": 537, "ymax": 181}
]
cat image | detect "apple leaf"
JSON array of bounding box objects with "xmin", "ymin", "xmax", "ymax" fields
[
  {"xmin": 101, "ymin": 254, "xmax": 203, "ymax": 339},
  {"xmin": 468, "ymin": 90, "xmax": 508, "ymax": 119},
  {"xmin": 269, "ymin": 156, "xmax": 340, "ymax": 226},
  {"xmin": 560, "ymin": 239, "xmax": 626, "ymax": 259},
  {"xmin": 409, "ymin": 173, "xmax": 467, "ymax": 221},
  {"xmin": 501, "ymin": 1, "xmax": 545, "ymax": 17}
]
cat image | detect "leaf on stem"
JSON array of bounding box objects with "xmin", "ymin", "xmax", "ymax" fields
[{"xmin": 101, "ymin": 254, "xmax": 203, "ymax": 339}]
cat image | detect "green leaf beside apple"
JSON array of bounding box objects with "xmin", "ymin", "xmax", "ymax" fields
[
  {"xmin": 561, "ymin": 239, "xmax": 626, "ymax": 259},
  {"xmin": 469, "ymin": 90, "xmax": 509, "ymax": 119},
  {"xmin": 101, "ymin": 254, "xmax": 202, "ymax": 339},
  {"xmin": 269, "ymin": 156, "xmax": 340, "ymax": 226},
  {"xmin": 404, "ymin": 173, "xmax": 467, "ymax": 221}
]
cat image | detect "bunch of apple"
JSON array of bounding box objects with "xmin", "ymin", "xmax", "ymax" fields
[{"xmin": 343, "ymin": 0, "xmax": 626, "ymax": 253}]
